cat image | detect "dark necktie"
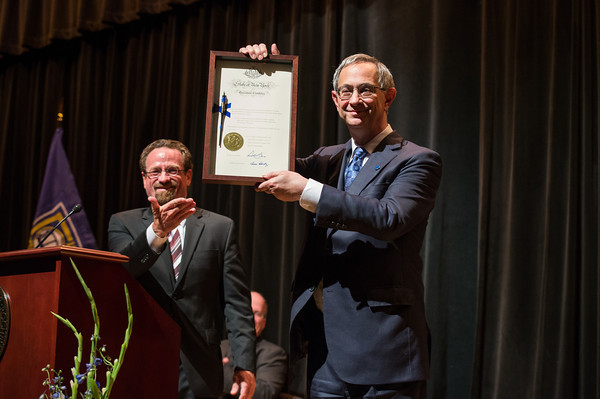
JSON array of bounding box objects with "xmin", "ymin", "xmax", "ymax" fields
[{"xmin": 344, "ymin": 147, "xmax": 367, "ymax": 191}]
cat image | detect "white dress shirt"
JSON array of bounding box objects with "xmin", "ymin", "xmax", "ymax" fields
[{"xmin": 146, "ymin": 218, "xmax": 186, "ymax": 253}]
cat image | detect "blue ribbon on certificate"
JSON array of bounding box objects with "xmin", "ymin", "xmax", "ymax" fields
[{"xmin": 218, "ymin": 93, "xmax": 232, "ymax": 147}]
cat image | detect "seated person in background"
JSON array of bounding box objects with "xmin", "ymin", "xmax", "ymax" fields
[{"xmin": 222, "ymin": 291, "xmax": 288, "ymax": 399}]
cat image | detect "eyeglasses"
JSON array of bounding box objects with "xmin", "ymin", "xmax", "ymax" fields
[
  {"xmin": 336, "ymin": 83, "xmax": 381, "ymax": 100},
  {"xmin": 144, "ymin": 167, "xmax": 185, "ymax": 179}
]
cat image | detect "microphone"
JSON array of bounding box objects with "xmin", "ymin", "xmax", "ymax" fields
[{"xmin": 35, "ymin": 204, "xmax": 83, "ymax": 248}]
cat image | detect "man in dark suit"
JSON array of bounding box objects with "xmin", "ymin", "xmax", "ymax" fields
[
  {"xmin": 108, "ymin": 139, "xmax": 256, "ymax": 399},
  {"xmin": 222, "ymin": 291, "xmax": 288, "ymax": 399},
  {"xmin": 241, "ymin": 44, "xmax": 442, "ymax": 399}
]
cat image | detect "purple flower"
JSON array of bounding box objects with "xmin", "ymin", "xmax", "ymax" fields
[{"xmin": 85, "ymin": 358, "xmax": 102, "ymax": 370}]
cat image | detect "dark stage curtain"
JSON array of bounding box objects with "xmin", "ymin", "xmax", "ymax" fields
[
  {"xmin": 474, "ymin": 1, "xmax": 599, "ymax": 398},
  {"xmin": 0, "ymin": 1, "xmax": 597, "ymax": 398},
  {"xmin": 0, "ymin": 0, "xmax": 200, "ymax": 56}
]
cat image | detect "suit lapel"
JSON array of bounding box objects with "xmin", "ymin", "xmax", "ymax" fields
[
  {"xmin": 337, "ymin": 142, "xmax": 353, "ymax": 190},
  {"xmin": 176, "ymin": 209, "xmax": 205, "ymax": 286},
  {"xmin": 141, "ymin": 207, "xmax": 154, "ymax": 232},
  {"xmin": 310, "ymin": 143, "xmax": 346, "ymax": 189},
  {"xmin": 346, "ymin": 133, "xmax": 405, "ymax": 195},
  {"xmin": 141, "ymin": 207, "xmax": 178, "ymax": 288}
]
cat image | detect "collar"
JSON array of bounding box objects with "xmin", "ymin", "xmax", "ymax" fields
[{"xmin": 351, "ymin": 124, "xmax": 394, "ymax": 155}]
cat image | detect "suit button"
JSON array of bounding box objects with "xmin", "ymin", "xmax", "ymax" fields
[
  {"xmin": 172, "ymin": 291, "xmax": 181, "ymax": 300},
  {"xmin": 141, "ymin": 254, "xmax": 150, "ymax": 263}
]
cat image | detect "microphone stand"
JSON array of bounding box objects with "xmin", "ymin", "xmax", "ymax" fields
[{"xmin": 35, "ymin": 204, "xmax": 82, "ymax": 248}]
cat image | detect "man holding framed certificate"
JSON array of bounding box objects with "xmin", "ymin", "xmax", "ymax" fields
[
  {"xmin": 241, "ymin": 43, "xmax": 442, "ymax": 399},
  {"xmin": 203, "ymin": 50, "xmax": 298, "ymax": 185}
]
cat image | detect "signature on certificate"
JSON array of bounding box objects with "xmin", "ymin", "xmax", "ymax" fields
[{"xmin": 247, "ymin": 150, "xmax": 267, "ymax": 159}]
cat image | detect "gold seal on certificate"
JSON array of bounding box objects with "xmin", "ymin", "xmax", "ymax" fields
[
  {"xmin": 203, "ymin": 51, "xmax": 298, "ymax": 185},
  {"xmin": 223, "ymin": 132, "xmax": 244, "ymax": 151}
]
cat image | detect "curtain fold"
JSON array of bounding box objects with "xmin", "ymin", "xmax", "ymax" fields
[
  {"xmin": 0, "ymin": 1, "xmax": 597, "ymax": 398},
  {"xmin": 475, "ymin": 0, "xmax": 599, "ymax": 398},
  {"xmin": 0, "ymin": 0, "xmax": 200, "ymax": 56}
]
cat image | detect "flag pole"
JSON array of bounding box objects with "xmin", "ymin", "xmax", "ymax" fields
[{"xmin": 56, "ymin": 99, "xmax": 64, "ymax": 128}]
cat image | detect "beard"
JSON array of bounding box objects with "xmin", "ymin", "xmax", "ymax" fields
[{"xmin": 154, "ymin": 183, "xmax": 177, "ymax": 205}]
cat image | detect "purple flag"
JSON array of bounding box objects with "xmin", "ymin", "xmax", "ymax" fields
[{"xmin": 28, "ymin": 128, "xmax": 98, "ymax": 249}]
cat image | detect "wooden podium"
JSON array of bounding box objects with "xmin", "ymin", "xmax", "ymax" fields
[{"xmin": 0, "ymin": 246, "xmax": 181, "ymax": 399}]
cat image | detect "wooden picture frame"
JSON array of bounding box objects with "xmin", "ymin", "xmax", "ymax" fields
[{"xmin": 202, "ymin": 51, "xmax": 298, "ymax": 185}]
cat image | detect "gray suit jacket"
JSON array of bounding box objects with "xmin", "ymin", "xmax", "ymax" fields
[
  {"xmin": 221, "ymin": 338, "xmax": 288, "ymax": 399},
  {"xmin": 291, "ymin": 131, "xmax": 442, "ymax": 385},
  {"xmin": 108, "ymin": 207, "xmax": 255, "ymax": 397}
]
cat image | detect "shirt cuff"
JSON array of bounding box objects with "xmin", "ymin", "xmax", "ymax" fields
[
  {"xmin": 299, "ymin": 178, "xmax": 323, "ymax": 213},
  {"xmin": 146, "ymin": 224, "xmax": 168, "ymax": 253}
]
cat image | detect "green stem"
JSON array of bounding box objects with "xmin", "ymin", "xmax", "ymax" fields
[
  {"xmin": 51, "ymin": 312, "xmax": 83, "ymax": 399},
  {"xmin": 46, "ymin": 258, "xmax": 134, "ymax": 399},
  {"xmin": 69, "ymin": 258, "xmax": 101, "ymax": 395},
  {"xmin": 102, "ymin": 284, "xmax": 133, "ymax": 398}
]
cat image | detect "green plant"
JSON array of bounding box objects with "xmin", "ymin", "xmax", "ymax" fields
[{"xmin": 40, "ymin": 258, "xmax": 133, "ymax": 399}]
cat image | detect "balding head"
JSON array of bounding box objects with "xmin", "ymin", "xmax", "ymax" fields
[{"xmin": 251, "ymin": 291, "xmax": 267, "ymax": 337}]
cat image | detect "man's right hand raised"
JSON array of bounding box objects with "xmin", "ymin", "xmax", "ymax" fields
[
  {"xmin": 149, "ymin": 196, "xmax": 196, "ymax": 238},
  {"xmin": 239, "ymin": 43, "xmax": 280, "ymax": 60}
]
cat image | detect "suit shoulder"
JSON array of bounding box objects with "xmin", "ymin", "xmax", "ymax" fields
[
  {"xmin": 401, "ymin": 140, "xmax": 442, "ymax": 162},
  {"xmin": 296, "ymin": 143, "xmax": 347, "ymax": 176},
  {"xmin": 318, "ymin": 143, "xmax": 347, "ymax": 157},
  {"xmin": 198, "ymin": 209, "xmax": 234, "ymax": 226},
  {"xmin": 110, "ymin": 207, "xmax": 148, "ymax": 222},
  {"xmin": 298, "ymin": 143, "xmax": 346, "ymax": 160}
]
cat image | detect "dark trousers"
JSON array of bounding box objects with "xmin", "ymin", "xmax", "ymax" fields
[
  {"xmin": 178, "ymin": 363, "xmax": 219, "ymax": 399},
  {"xmin": 304, "ymin": 298, "xmax": 426, "ymax": 399}
]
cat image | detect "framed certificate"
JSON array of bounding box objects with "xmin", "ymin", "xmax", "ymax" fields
[{"xmin": 202, "ymin": 51, "xmax": 298, "ymax": 185}]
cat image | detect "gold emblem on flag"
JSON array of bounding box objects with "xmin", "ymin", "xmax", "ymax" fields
[{"xmin": 28, "ymin": 203, "xmax": 79, "ymax": 248}]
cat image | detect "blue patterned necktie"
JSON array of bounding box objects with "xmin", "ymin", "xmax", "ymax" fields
[{"xmin": 344, "ymin": 147, "xmax": 367, "ymax": 191}]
